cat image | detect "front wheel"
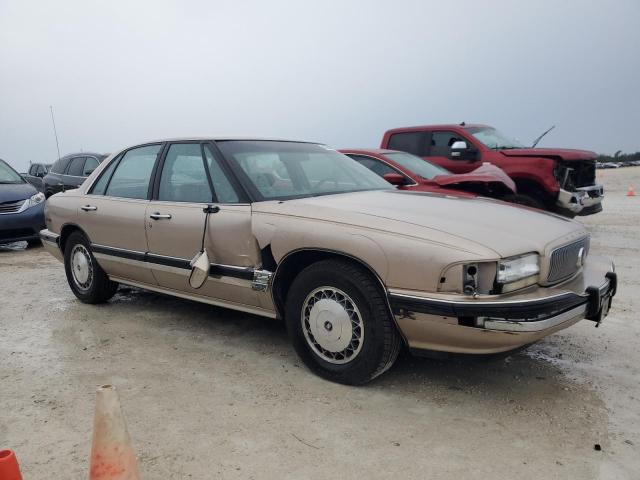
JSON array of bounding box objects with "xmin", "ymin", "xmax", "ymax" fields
[
  {"xmin": 64, "ymin": 231, "xmax": 118, "ymax": 303},
  {"xmin": 285, "ymin": 259, "xmax": 402, "ymax": 385}
]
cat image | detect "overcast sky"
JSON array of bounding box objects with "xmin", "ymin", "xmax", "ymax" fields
[{"xmin": 1, "ymin": 0, "xmax": 639, "ymax": 170}]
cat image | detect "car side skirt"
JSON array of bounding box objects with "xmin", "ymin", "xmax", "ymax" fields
[{"xmin": 109, "ymin": 276, "xmax": 277, "ymax": 319}]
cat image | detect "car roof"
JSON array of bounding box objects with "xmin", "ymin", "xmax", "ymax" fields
[
  {"xmin": 386, "ymin": 124, "xmax": 490, "ymax": 132},
  {"xmin": 58, "ymin": 152, "xmax": 105, "ymax": 159},
  {"xmin": 340, "ymin": 148, "xmax": 399, "ymax": 156},
  {"xmin": 138, "ymin": 136, "xmax": 321, "ymax": 144}
]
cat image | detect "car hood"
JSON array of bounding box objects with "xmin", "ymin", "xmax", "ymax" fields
[
  {"xmin": 430, "ymin": 163, "xmax": 516, "ymax": 193},
  {"xmin": 0, "ymin": 182, "xmax": 36, "ymax": 203},
  {"xmin": 253, "ymin": 190, "xmax": 586, "ymax": 258},
  {"xmin": 500, "ymin": 148, "xmax": 596, "ymax": 161}
]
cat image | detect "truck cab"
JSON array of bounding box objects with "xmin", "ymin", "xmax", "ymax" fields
[{"xmin": 381, "ymin": 124, "xmax": 603, "ymax": 217}]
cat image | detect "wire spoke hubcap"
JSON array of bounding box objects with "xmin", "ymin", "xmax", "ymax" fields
[
  {"xmin": 302, "ymin": 287, "xmax": 364, "ymax": 364},
  {"xmin": 71, "ymin": 244, "xmax": 93, "ymax": 291}
]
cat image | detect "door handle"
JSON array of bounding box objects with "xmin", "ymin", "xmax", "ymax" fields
[
  {"xmin": 81, "ymin": 205, "xmax": 97, "ymax": 211},
  {"xmin": 149, "ymin": 212, "xmax": 172, "ymax": 220}
]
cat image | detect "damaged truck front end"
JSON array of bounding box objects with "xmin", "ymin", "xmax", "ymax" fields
[{"xmin": 555, "ymin": 159, "xmax": 604, "ymax": 216}]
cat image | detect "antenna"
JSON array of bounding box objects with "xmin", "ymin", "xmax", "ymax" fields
[{"xmin": 49, "ymin": 105, "xmax": 61, "ymax": 160}]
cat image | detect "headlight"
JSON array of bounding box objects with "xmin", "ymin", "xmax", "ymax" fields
[
  {"xmin": 497, "ymin": 253, "xmax": 539, "ymax": 284},
  {"xmin": 26, "ymin": 192, "xmax": 45, "ymax": 209}
]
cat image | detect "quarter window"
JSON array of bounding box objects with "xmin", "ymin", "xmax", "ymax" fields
[
  {"xmin": 387, "ymin": 132, "xmax": 426, "ymax": 156},
  {"xmin": 159, "ymin": 144, "xmax": 212, "ymax": 203},
  {"xmin": 105, "ymin": 145, "xmax": 161, "ymax": 199},
  {"xmin": 66, "ymin": 157, "xmax": 86, "ymax": 176},
  {"xmin": 90, "ymin": 157, "xmax": 119, "ymax": 195}
]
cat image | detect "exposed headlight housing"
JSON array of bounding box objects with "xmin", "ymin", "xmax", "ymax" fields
[
  {"xmin": 497, "ymin": 253, "xmax": 539, "ymax": 292},
  {"xmin": 26, "ymin": 192, "xmax": 45, "ymax": 209}
]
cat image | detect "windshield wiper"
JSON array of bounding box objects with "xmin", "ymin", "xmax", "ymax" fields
[{"xmin": 531, "ymin": 125, "xmax": 555, "ymax": 148}]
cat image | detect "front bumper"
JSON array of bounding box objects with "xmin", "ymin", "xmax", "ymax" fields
[
  {"xmin": 388, "ymin": 255, "xmax": 616, "ymax": 354},
  {"xmin": 556, "ymin": 184, "xmax": 604, "ymax": 215},
  {"xmin": 40, "ymin": 229, "xmax": 64, "ymax": 261},
  {"xmin": 0, "ymin": 202, "xmax": 46, "ymax": 244}
]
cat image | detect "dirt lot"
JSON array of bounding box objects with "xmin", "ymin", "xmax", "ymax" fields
[{"xmin": 1, "ymin": 167, "xmax": 639, "ymax": 479}]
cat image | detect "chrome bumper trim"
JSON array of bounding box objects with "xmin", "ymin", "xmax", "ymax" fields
[
  {"xmin": 482, "ymin": 304, "xmax": 586, "ymax": 332},
  {"xmin": 556, "ymin": 184, "xmax": 604, "ymax": 212}
]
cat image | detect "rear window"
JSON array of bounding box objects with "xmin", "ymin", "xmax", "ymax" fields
[
  {"xmin": 50, "ymin": 157, "xmax": 71, "ymax": 174},
  {"xmin": 387, "ymin": 132, "xmax": 426, "ymax": 156},
  {"xmin": 66, "ymin": 157, "xmax": 86, "ymax": 176}
]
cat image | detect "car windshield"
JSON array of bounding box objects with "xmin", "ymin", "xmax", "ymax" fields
[
  {"xmin": 466, "ymin": 126, "xmax": 524, "ymax": 150},
  {"xmin": 217, "ymin": 141, "xmax": 393, "ymax": 200},
  {"xmin": 0, "ymin": 160, "xmax": 25, "ymax": 184},
  {"xmin": 384, "ymin": 152, "xmax": 450, "ymax": 179}
]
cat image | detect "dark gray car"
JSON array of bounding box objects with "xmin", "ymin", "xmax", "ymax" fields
[{"xmin": 43, "ymin": 153, "xmax": 107, "ymax": 198}]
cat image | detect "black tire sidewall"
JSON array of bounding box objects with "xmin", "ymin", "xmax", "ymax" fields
[
  {"xmin": 64, "ymin": 231, "xmax": 104, "ymax": 302},
  {"xmin": 285, "ymin": 261, "xmax": 393, "ymax": 384}
]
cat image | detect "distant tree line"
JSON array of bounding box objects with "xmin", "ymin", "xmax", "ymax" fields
[{"xmin": 596, "ymin": 151, "xmax": 640, "ymax": 163}]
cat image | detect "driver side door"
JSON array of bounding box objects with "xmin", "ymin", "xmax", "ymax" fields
[
  {"xmin": 424, "ymin": 131, "xmax": 481, "ymax": 173},
  {"xmin": 144, "ymin": 142, "xmax": 264, "ymax": 309}
]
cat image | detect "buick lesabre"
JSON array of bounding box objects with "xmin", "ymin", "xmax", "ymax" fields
[{"xmin": 40, "ymin": 138, "xmax": 616, "ymax": 384}]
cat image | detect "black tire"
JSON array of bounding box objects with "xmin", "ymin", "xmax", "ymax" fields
[
  {"xmin": 26, "ymin": 238, "xmax": 42, "ymax": 248},
  {"xmin": 64, "ymin": 231, "xmax": 118, "ymax": 303},
  {"xmin": 285, "ymin": 259, "xmax": 402, "ymax": 385},
  {"xmin": 504, "ymin": 193, "xmax": 545, "ymax": 210}
]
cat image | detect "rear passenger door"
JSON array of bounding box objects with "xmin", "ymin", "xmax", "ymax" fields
[
  {"xmin": 81, "ymin": 144, "xmax": 163, "ymax": 285},
  {"xmin": 144, "ymin": 142, "xmax": 263, "ymax": 307}
]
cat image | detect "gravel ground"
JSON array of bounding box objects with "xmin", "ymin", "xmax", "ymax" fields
[{"xmin": 1, "ymin": 167, "xmax": 639, "ymax": 479}]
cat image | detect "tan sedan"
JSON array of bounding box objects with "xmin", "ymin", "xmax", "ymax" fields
[{"xmin": 40, "ymin": 138, "xmax": 616, "ymax": 384}]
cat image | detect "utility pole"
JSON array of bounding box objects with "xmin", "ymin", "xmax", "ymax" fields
[{"xmin": 49, "ymin": 105, "xmax": 61, "ymax": 160}]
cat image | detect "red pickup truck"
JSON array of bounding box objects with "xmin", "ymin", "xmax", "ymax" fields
[{"xmin": 381, "ymin": 124, "xmax": 604, "ymax": 217}]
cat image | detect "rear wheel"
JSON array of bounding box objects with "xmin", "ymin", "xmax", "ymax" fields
[
  {"xmin": 64, "ymin": 231, "xmax": 118, "ymax": 303},
  {"xmin": 285, "ymin": 259, "xmax": 402, "ymax": 385}
]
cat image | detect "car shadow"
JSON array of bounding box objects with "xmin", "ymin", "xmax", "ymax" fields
[{"xmin": 107, "ymin": 286, "xmax": 582, "ymax": 405}]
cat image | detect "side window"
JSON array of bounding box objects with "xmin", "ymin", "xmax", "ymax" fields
[
  {"xmin": 90, "ymin": 157, "xmax": 119, "ymax": 195},
  {"xmin": 36, "ymin": 164, "xmax": 46, "ymax": 176},
  {"xmin": 429, "ymin": 131, "xmax": 465, "ymax": 157},
  {"xmin": 83, "ymin": 157, "xmax": 99, "ymax": 176},
  {"xmin": 387, "ymin": 132, "xmax": 426, "ymax": 156},
  {"xmin": 51, "ymin": 157, "xmax": 70, "ymax": 174},
  {"xmin": 66, "ymin": 157, "xmax": 86, "ymax": 176},
  {"xmin": 105, "ymin": 145, "xmax": 161, "ymax": 199},
  {"xmin": 28, "ymin": 165, "xmax": 37, "ymax": 175},
  {"xmin": 203, "ymin": 145, "xmax": 240, "ymax": 203},
  {"xmin": 159, "ymin": 144, "xmax": 212, "ymax": 203},
  {"xmin": 349, "ymin": 155, "xmax": 398, "ymax": 178}
]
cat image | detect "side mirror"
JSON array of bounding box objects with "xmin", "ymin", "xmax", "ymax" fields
[
  {"xmin": 450, "ymin": 141, "xmax": 468, "ymax": 159},
  {"xmin": 383, "ymin": 172, "xmax": 407, "ymax": 186}
]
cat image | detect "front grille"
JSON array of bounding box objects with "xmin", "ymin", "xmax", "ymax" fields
[
  {"xmin": 557, "ymin": 161, "xmax": 596, "ymax": 189},
  {"xmin": 0, "ymin": 200, "xmax": 26, "ymax": 214},
  {"xmin": 547, "ymin": 237, "xmax": 590, "ymax": 283}
]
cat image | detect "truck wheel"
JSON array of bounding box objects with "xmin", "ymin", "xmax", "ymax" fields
[
  {"xmin": 285, "ymin": 259, "xmax": 402, "ymax": 385},
  {"xmin": 64, "ymin": 231, "xmax": 118, "ymax": 303},
  {"xmin": 504, "ymin": 193, "xmax": 545, "ymax": 210}
]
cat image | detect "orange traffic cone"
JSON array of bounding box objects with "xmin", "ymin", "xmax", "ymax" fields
[
  {"xmin": 0, "ymin": 450, "xmax": 23, "ymax": 480},
  {"xmin": 627, "ymin": 186, "xmax": 636, "ymax": 197},
  {"xmin": 89, "ymin": 385, "xmax": 141, "ymax": 480}
]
